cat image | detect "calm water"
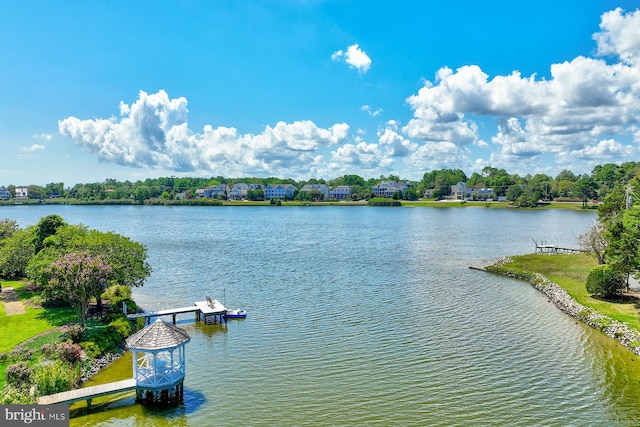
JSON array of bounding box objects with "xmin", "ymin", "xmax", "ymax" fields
[{"xmin": 3, "ymin": 205, "xmax": 640, "ymax": 426}]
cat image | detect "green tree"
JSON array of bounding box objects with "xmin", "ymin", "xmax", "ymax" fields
[
  {"xmin": 0, "ymin": 219, "xmax": 18, "ymax": 241},
  {"xmin": 33, "ymin": 214, "xmax": 66, "ymax": 254},
  {"xmin": 585, "ymin": 264, "xmax": 626, "ymax": 298},
  {"xmin": 573, "ymin": 175, "xmax": 598, "ymax": 208},
  {"xmin": 48, "ymin": 251, "xmax": 112, "ymax": 327},
  {"xmin": 0, "ymin": 228, "xmax": 35, "ymax": 279}
]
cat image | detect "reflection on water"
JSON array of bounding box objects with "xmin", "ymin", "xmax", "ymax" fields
[{"xmin": 3, "ymin": 206, "xmax": 640, "ymax": 426}]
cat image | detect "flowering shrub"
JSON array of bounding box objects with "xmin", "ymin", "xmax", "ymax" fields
[
  {"xmin": 9, "ymin": 346, "xmax": 33, "ymax": 362},
  {"xmin": 57, "ymin": 342, "xmax": 83, "ymax": 364},
  {"xmin": 5, "ymin": 362, "xmax": 33, "ymax": 388}
]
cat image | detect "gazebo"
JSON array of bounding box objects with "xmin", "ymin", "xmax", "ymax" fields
[{"xmin": 125, "ymin": 319, "xmax": 191, "ymax": 405}]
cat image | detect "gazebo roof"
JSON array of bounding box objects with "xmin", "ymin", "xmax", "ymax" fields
[{"xmin": 126, "ymin": 319, "xmax": 191, "ymax": 351}]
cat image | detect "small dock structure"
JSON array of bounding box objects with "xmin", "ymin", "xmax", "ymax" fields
[
  {"xmin": 533, "ymin": 240, "xmax": 584, "ymax": 254},
  {"xmin": 126, "ymin": 296, "xmax": 227, "ymax": 325}
]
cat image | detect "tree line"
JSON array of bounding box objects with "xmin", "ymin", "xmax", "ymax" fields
[{"xmin": 2, "ymin": 161, "xmax": 639, "ymax": 204}]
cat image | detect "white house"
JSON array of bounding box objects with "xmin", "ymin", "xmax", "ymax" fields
[
  {"xmin": 14, "ymin": 187, "xmax": 28, "ymax": 200},
  {"xmin": 372, "ymin": 181, "xmax": 414, "ymax": 198}
]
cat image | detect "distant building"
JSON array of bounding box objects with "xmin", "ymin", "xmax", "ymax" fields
[
  {"xmin": 14, "ymin": 187, "xmax": 28, "ymax": 200},
  {"xmin": 0, "ymin": 187, "xmax": 9, "ymax": 200},
  {"xmin": 264, "ymin": 184, "xmax": 297, "ymax": 200},
  {"xmin": 203, "ymin": 184, "xmax": 230, "ymax": 199},
  {"xmin": 330, "ymin": 186, "xmax": 352, "ymax": 200},
  {"xmin": 301, "ymin": 184, "xmax": 329, "ymax": 200},
  {"xmin": 450, "ymin": 182, "xmax": 472, "ymax": 200},
  {"xmin": 229, "ymin": 183, "xmax": 263, "ymax": 200},
  {"xmin": 372, "ymin": 181, "xmax": 415, "ymax": 198}
]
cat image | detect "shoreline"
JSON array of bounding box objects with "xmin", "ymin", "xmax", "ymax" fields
[{"xmin": 482, "ymin": 258, "xmax": 640, "ymax": 355}]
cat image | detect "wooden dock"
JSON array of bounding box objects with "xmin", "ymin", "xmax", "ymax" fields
[
  {"xmin": 533, "ymin": 240, "xmax": 584, "ymax": 254},
  {"xmin": 37, "ymin": 379, "xmax": 137, "ymax": 407},
  {"xmin": 126, "ymin": 298, "xmax": 227, "ymax": 324}
]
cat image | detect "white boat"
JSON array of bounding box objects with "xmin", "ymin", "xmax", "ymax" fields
[{"xmin": 224, "ymin": 309, "xmax": 247, "ymax": 319}]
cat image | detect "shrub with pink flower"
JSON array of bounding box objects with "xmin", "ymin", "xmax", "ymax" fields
[{"xmin": 57, "ymin": 342, "xmax": 83, "ymax": 364}]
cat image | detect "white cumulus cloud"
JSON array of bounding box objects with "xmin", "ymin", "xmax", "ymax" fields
[
  {"xmin": 332, "ymin": 44, "xmax": 372, "ymax": 74},
  {"xmin": 59, "ymin": 90, "xmax": 350, "ymax": 178},
  {"xmin": 403, "ymin": 7, "xmax": 640, "ymax": 174}
]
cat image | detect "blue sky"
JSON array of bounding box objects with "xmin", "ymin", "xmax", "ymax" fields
[{"xmin": 2, "ymin": 0, "xmax": 640, "ymax": 186}]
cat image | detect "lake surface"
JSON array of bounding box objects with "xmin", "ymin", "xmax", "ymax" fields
[{"xmin": 3, "ymin": 205, "xmax": 640, "ymax": 426}]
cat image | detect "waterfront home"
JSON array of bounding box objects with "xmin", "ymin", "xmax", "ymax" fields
[
  {"xmin": 0, "ymin": 186, "xmax": 9, "ymax": 200},
  {"xmin": 301, "ymin": 184, "xmax": 329, "ymax": 200},
  {"xmin": 330, "ymin": 185, "xmax": 352, "ymax": 200},
  {"xmin": 450, "ymin": 182, "xmax": 473, "ymax": 200},
  {"xmin": 203, "ymin": 184, "xmax": 230, "ymax": 199},
  {"xmin": 372, "ymin": 181, "xmax": 415, "ymax": 198},
  {"xmin": 264, "ymin": 183, "xmax": 297, "ymax": 200},
  {"xmin": 14, "ymin": 187, "xmax": 28, "ymax": 200},
  {"xmin": 230, "ymin": 183, "xmax": 263, "ymax": 200}
]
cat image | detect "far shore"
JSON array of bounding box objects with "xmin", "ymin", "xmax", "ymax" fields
[{"xmin": 0, "ymin": 198, "xmax": 600, "ymax": 210}]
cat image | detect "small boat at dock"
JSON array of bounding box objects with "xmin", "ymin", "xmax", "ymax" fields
[{"xmin": 225, "ymin": 309, "xmax": 247, "ymax": 319}]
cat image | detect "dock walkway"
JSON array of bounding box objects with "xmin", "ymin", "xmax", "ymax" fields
[
  {"xmin": 37, "ymin": 379, "xmax": 137, "ymax": 406},
  {"xmin": 126, "ymin": 298, "xmax": 227, "ymax": 324}
]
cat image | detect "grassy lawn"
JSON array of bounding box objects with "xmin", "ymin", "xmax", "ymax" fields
[
  {"xmin": 499, "ymin": 254, "xmax": 640, "ymax": 331},
  {"xmin": 0, "ymin": 280, "xmax": 76, "ymax": 353}
]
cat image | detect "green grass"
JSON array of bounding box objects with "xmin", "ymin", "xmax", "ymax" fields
[
  {"xmin": 1, "ymin": 280, "xmax": 76, "ymax": 353},
  {"xmin": 499, "ymin": 254, "xmax": 640, "ymax": 331}
]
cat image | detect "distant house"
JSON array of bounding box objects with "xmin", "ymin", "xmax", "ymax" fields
[
  {"xmin": 372, "ymin": 181, "xmax": 415, "ymax": 198},
  {"xmin": 229, "ymin": 183, "xmax": 263, "ymax": 200},
  {"xmin": 0, "ymin": 187, "xmax": 9, "ymax": 200},
  {"xmin": 474, "ymin": 188, "xmax": 494, "ymax": 199},
  {"xmin": 194, "ymin": 189, "xmax": 205, "ymax": 198},
  {"xmin": 301, "ymin": 184, "xmax": 329, "ymax": 200},
  {"xmin": 14, "ymin": 187, "xmax": 28, "ymax": 200},
  {"xmin": 330, "ymin": 186, "xmax": 352, "ymax": 200},
  {"xmin": 203, "ymin": 184, "xmax": 230, "ymax": 199},
  {"xmin": 424, "ymin": 188, "xmax": 436, "ymax": 198},
  {"xmin": 264, "ymin": 184, "xmax": 297, "ymax": 200},
  {"xmin": 450, "ymin": 182, "xmax": 472, "ymax": 200}
]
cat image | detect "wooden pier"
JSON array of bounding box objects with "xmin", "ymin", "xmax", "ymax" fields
[
  {"xmin": 533, "ymin": 240, "xmax": 584, "ymax": 254},
  {"xmin": 37, "ymin": 379, "xmax": 137, "ymax": 407},
  {"xmin": 126, "ymin": 297, "xmax": 227, "ymax": 325}
]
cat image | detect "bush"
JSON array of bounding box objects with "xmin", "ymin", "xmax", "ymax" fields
[
  {"xmin": 40, "ymin": 344, "xmax": 57, "ymax": 359},
  {"xmin": 586, "ymin": 264, "xmax": 626, "ymax": 298},
  {"xmin": 64, "ymin": 325, "xmax": 85, "ymax": 344},
  {"xmin": 57, "ymin": 342, "xmax": 83, "ymax": 364},
  {"xmin": 5, "ymin": 362, "xmax": 33, "ymax": 388},
  {"xmin": 10, "ymin": 346, "xmax": 33, "ymax": 362},
  {"xmin": 79, "ymin": 341, "xmax": 101, "ymax": 359},
  {"xmin": 33, "ymin": 360, "xmax": 73, "ymax": 395},
  {"xmin": 103, "ymin": 285, "xmax": 131, "ymax": 306},
  {"xmin": 109, "ymin": 316, "xmax": 132, "ymax": 340},
  {"xmin": 0, "ymin": 352, "xmax": 8, "ymax": 363},
  {"xmin": 0, "ymin": 386, "xmax": 36, "ymax": 404}
]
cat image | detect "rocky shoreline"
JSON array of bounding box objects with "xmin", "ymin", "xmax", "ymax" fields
[
  {"xmin": 81, "ymin": 349, "xmax": 125, "ymax": 383},
  {"xmin": 485, "ymin": 257, "xmax": 640, "ymax": 356}
]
